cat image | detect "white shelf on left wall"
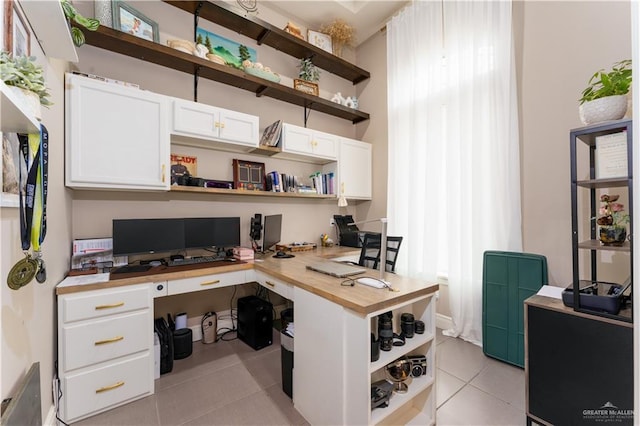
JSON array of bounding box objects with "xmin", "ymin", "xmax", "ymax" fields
[
  {"xmin": 20, "ymin": 0, "xmax": 79, "ymax": 62},
  {"xmin": 0, "ymin": 81, "xmax": 39, "ymax": 134}
]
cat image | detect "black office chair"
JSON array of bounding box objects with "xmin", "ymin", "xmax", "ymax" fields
[{"xmin": 358, "ymin": 233, "xmax": 403, "ymax": 273}]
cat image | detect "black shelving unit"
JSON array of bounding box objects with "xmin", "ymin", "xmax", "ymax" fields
[{"xmin": 569, "ymin": 118, "xmax": 633, "ymax": 322}]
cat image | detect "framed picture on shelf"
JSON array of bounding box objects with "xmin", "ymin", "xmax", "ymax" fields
[
  {"xmin": 4, "ymin": 0, "xmax": 30, "ymax": 57},
  {"xmin": 232, "ymin": 159, "xmax": 265, "ymax": 190},
  {"xmin": 112, "ymin": 0, "xmax": 159, "ymax": 42},
  {"xmin": 307, "ymin": 30, "xmax": 332, "ymax": 54}
]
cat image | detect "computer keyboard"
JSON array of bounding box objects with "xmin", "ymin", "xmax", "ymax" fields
[
  {"xmin": 167, "ymin": 256, "xmax": 223, "ymax": 267},
  {"xmin": 112, "ymin": 264, "xmax": 152, "ymax": 274}
]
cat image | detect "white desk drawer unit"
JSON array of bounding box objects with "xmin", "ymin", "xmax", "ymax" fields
[
  {"xmin": 57, "ymin": 283, "xmax": 153, "ymax": 423},
  {"xmin": 61, "ymin": 310, "xmax": 151, "ymax": 372},
  {"xmin": 62, "ymin": 353, "xmax": 152, "ymax": 422},
  {"xmin": 255, "ymin": 271, "xmax": 293, "ymax": 300},
  {"xmin": 61, "ymin": 285, "xmax": 151, "ymax": 323},
  {"xmin": 167, "ymin": 270, "xmax": 247, "ymax": 295}
]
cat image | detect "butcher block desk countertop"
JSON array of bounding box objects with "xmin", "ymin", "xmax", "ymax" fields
[{"xmin": 56, "ymin": 246, "xmax": 438, "ymax": 315}]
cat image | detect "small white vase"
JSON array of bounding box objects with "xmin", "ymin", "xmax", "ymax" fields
[
  {"xmin": 8, "ymin": 86, "xmax": 41, "ymax": 121},
  {"xmin": 579, "ymin": 95, "xmax": 628, "ymax": 125}
]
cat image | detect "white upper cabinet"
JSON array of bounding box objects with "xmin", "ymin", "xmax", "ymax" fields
[
  {"xmin": 65, "ymin": 73, "xmax": 170, "ymax": 190},
  {"xmin": 338, "ymin": 137, "xmax": 372, "ymax": 200},
  {"xmin": 171, "ymin": 99, "xmax": 259, "ymax": 151},
  {"xmin": 281, "ymin": 123, "xmax": 338, "ymax": 163}
]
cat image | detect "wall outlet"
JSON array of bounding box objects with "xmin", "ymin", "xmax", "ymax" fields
[{"xmin": 329, "ymin": 217, "xmax": 336, "ymax": 226}]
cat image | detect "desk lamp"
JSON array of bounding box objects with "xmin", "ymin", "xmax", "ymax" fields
[{"xmin": 348, "ymin": 218, "xmax": 388, "ymax": 285}]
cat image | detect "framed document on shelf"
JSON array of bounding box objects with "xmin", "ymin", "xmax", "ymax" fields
[
  {"xmin": 596, "ymin": 131, "xmax": 628, "ymax": 179},
  {"xmin": 233, "ymin": 159, "xmax": 265, "ymax": 190}
]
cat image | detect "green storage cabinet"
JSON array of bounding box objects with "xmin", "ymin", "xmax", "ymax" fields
[{"xmin": 482, "ymin": 251, "xmax": 547, "ymax": 368}]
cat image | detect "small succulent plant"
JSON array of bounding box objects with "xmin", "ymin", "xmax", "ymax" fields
[{"xmin": 0, "ymin": 52, "xmax": 52, "ymax": 106}]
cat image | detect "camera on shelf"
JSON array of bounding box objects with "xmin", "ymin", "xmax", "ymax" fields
[
  {"xmin": 407, "ymin": 354, "xmax": 427, "ymax": 377},
  {"xmin": 377, "ymin": 311, "xmax": 394, "ymax": 352}
]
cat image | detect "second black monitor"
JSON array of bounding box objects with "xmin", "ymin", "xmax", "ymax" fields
[{"xmin": 262, "ymin": 214, "xmax": 282, "ymax": 252}]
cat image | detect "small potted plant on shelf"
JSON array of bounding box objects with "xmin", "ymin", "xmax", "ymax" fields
[
  {"xmin": 294, "ymin": 58, "xmax": 320, "ymax": 96},
  {"xmin": 579, "ymin": 59, "xmax": 632, "ymax": 125},
  {"xmin": 60, "ymin": 0, "xmax": 100, "ymax": 47},
  {"xmin": 0, "ymin": 52, "xmax": 52, "ymax": 120},
  {"xmin": 596, "ymin": 194, "xmax": 630, "ymax": 246}
]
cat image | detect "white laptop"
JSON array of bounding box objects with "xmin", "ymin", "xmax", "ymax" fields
[{"xmin": 306, "ymin": 261, "xmax": 366, "ymax": 278}]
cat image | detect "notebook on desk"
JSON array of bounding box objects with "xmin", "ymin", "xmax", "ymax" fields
[{"xmin": 306, "ymin": 261, "xmax": 366, "ymax": 278}]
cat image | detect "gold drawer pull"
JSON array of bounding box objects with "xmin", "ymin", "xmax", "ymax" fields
[
  {"xmin": 96, "ymin": 381, "xmax": 124, "ymax": 393},
  {"xmin": 220, "ymin": 122, "xmax": 225, "ymax": 129},
  {"xmin": 161, "ymin": 164, "xmax": 166, "ymax": 183},
  {"xmin": 95, "ymin": 302, "xmax": 124, "ymax": 310},
  {"xmin": 200, "ymin": 279, "xmax": 220, "ymax": 286},
  {"xmin": 95, "ymin": 336, "xmax": 124, "ymax": 345},
  {"xmin": 265, "ymin": 281, "xmax": 276, "ymax": 287}
]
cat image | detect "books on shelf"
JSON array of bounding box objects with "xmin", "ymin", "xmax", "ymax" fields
[
  {"xmin": 260, "ymin": 120, "xmax": 282, "ymax": 147},
  {"xmin": 596, "ymin": 131, "xmax": 628, "ymax": 179},
  {"xmin": 309, "ymin": 171, "xmax": 334, "ymax": 195}
]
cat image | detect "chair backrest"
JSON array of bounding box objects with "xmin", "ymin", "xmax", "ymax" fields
[{"xmin": 358, "ymin": 233, "xmax": 403, "ymax": 273}]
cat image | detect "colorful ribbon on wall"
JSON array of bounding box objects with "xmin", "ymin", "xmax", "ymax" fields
[{"xmin": 7, "ymin": 124, "xmax": 49, "ymax": 290}]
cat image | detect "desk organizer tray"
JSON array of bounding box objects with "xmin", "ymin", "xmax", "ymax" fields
[
  {"xmin": 561, "ymin": 281, "xmax": 626, "ymax": 315},
  {"xmin": 276, "ymin": 243, "xmax": 317, "ymax": 252}
]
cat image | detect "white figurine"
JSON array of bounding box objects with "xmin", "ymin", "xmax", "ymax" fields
[
  {"xmin": 331, "ymin": 92, "xmax": 346, "ymax": 105},
  {"xmin": 194, "ymin": 44, "xmax": 209, "ymax": 59},
  {"xmin": 344, "ymin": 96, "xmax": 358, "ymax": 109}
]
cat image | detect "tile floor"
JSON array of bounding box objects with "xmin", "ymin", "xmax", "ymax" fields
[{"xmin": 73, "ymin": 329, "xmax": 526, "ymax": 425}]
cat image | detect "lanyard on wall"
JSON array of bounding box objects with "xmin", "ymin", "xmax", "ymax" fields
[{"xmin": 7, "ymin": 125, "xmax": 49, "ymax": 290}]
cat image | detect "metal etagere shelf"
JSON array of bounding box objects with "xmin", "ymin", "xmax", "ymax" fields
[{"xmin": 569, "ymin": 118, "xmax": 633, "ymax": 323}]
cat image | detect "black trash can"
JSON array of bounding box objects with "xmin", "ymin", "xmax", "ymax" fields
[
  {"xmin": 173, "ymin": 328, "xmax": 193, "ymax": 360},
  {"xmin": 281, "ymin": 329, "xmax": 294, "ymax": 398}
]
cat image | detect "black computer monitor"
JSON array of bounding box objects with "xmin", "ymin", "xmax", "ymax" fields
[
  {"xmin": 113, "ymin": 218, "xmax": 185, "ymax": 256},
  {"xmin": 262, "ymin": 214, "xmax": 282, "ymax": 252},
  {"xmin": 184, "ymin": 217, "xmax": 240, "ymax": 249}
]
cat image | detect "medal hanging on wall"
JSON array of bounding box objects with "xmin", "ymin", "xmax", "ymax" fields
[{"xmin": 7, "ymin": 125, "xmax": 49, "ymax": 290}]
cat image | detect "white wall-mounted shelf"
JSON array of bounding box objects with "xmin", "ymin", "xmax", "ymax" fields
[
  {"xmin": 20, "ymin": 0, "xmax": 79, "ymax": 62},
  {"xmin": 0, "ymin": 81, "xmax": 39, "ymax": 133}
]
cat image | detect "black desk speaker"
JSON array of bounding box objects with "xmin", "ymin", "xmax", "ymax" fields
[{"xmin": 237, "ymin": 296, "xmax": 273, "ymax": 350}]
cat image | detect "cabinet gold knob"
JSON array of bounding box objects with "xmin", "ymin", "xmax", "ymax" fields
[
  {"xmin": 95, "ymin": 302, "xmax": 124, "ymax": 310},
  {"xmin": 214, "ymin": 121, "xmax": 219, "ymax": 128},
  {"xmin": 220, "ymin": 122, "xmax": 225, "ymax": 129},
  {"xmin": 95, "ymin": 336, "xmax": 124, "ymax": 345},
  {"xmin": 95, "ymin": 381, "xmax": 125, "ymax": 393},
  {"xmin": 265, "ymin": 281, "xmax": 275, "ymax": 287},
  {"xmin": 200, "ymin": 279, "xmax": 221, "ymax": 286}
]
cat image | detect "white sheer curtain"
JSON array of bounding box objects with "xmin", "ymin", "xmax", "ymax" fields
[{"xmin": 387, "ymin": 0, "xmax": 522, "ymax": 345}]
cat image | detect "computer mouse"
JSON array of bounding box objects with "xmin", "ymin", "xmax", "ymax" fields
[{"xmin": 276, "ymin": 251, "xmax": 286, "ymax": 257}]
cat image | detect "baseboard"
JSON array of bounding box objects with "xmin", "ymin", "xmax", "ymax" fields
[
  {"xmin": 44, "ymin": 404, "xmax": 56, "ymax": 426},
  {"xmin": 436, "ymin": 313, "xmax": 453, "ymax": 331}
]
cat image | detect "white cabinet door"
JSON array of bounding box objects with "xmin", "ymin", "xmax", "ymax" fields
[
  {"xmin": 173, "ymin": 98, "xmax": 219, "ymax": 140},
  {"xmin": 281, "ymin": 123, "xmax": 337, "ymax": 161},
  {"xmin": 338, "ymin": 138, "xmax": 372, "ymax": 200},
  {"xmin": 172, "ymin": 99, "xmax": 258, "ymax": 149},
  {"xmin": 217, "ymin": 108, "xmax": 259, "ymax": 147},
  {"xmin": 65, "ymin": 73, "xmax": 170, "ymax": 190}
]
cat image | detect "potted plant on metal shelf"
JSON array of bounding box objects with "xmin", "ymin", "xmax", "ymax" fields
[
  {"xmin": 0, "ymin": 52, "xmax": 52, "ymax": 120},
  {"xmin": 579, "ymin": 59, "xmax": 631, "ymax": 125},
  {"xmin": 294, "ymin": 58, "xmax": 320, "ymax": 96},
  {"xmin": 596, "ymin": 194, "xmax": 630, "ymax": 246}
]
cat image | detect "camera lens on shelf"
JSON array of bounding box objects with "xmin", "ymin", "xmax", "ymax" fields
[
  {"xmin": 378, "ymin": 311, "xmax": 393, "ymax": 351},
  {"xmin": 400, "ymin": 313, "xmax": 415, "ymax": 338},
  {"xmin": 414, "ymin": 320, "xmax": 425, "ymax": 334}
]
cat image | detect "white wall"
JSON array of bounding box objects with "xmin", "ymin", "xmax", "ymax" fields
[
  {"xmin": 0, "ymin": 55, "xmax": 72, "ymax": 425},
  {"xmin": 519, "ymin": 1, "xmax": 631, "ymax": 286}
]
